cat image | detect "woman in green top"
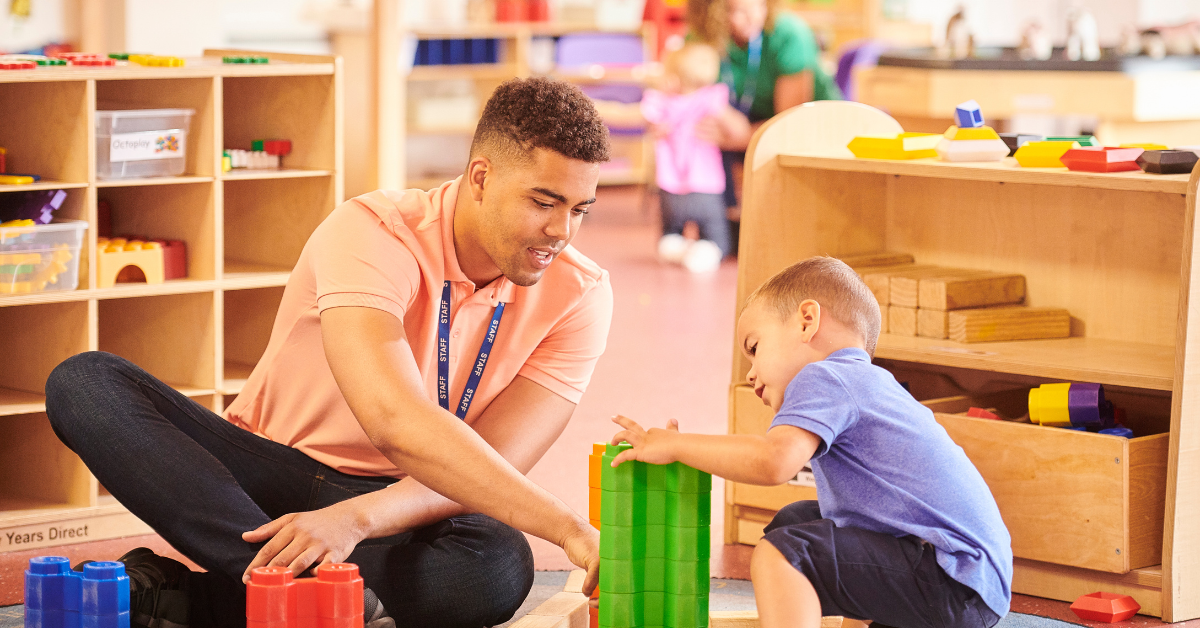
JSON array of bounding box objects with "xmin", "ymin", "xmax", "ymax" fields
[{"xmin": 687, "ymin": 0, "xmax": 842, "ymax": 250}]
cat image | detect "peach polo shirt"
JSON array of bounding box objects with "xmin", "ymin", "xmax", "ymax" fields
[{"xmin": 224, "ymin": 178, "xmax": 613, "ymax": 477}]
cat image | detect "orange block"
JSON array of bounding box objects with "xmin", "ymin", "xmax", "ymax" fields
[
  {"xmin": 589, "ymin": 487, "xmax": 602, "ymax": 521},
  {"xmin": 588, "ymin": 442, "xmax": 604, "ymax": 488},
  {"xmin": 590, "ymin": 519, "xmax": 600, "ymax": 530}
]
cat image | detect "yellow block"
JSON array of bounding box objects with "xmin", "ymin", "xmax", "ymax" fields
[
  {"xmin": 1014, "ymin": 141, "xmax": 1080, "ymax": 168},
  {"xmin": 848, "ymin": 133, "xmax": 941, "ymax": 160},
  {"xmin": 96, "ymin": 237, "xmax": 165, "ymax": 288},
  {"xmin": 1029, "ymin": 383, "xmax": 1072, "ymax": 426},
  {"xmin": 1120, "ymin": 143, "xmax": 1168, "ymax": 150},
  {"xmin": 943, "ymin": 125, "xmax": 1001, "ymax": 140}
]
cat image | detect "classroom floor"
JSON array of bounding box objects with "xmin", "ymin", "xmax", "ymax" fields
[{"xmin": 0, "ymin": 185, "xmax": 1196, "ymax": 627}]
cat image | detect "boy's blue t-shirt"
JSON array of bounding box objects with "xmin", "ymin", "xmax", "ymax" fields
[{"xmin": 770, "ymin": 348, "xmax": 1013, "ymax": 617}]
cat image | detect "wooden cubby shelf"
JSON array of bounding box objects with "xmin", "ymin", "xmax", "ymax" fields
[
  {"xmin": 729, "ymin": 106, "xmax": 1200, "ymax": 621},
  {"xmin": 0, "ymin": 50, "xmax": 342, "ymax": 553}
]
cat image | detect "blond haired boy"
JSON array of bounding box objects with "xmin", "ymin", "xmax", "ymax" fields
[{"xmin": 609, "ymin": 257, "xmax": 1012, "ymax": 628}]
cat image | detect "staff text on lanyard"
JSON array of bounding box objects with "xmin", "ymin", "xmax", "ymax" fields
[{"xmin": 437, "ymin": 281, "xmax": 506, "ymax": 419}]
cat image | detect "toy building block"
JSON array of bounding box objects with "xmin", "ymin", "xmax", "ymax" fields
[
  {"xmin": 1045, "ymin": 135, "xmax": 1098, "ymax": 147},
  {"xmin": 0, "ymin": 246, "xmax": 73, "ymax": 295},
  {"xmin": 82, "ymin": 562, "xmax": 131, "ymax": 628},
  {"xmin": 860, "ymin": 265, "xmax": 935, "ymax": 305},
  {"xmin": 954, "ymin": 100, "xmax": 984, "ymax": 128},
  {"xmin": 999, "ymin": 133, "xmax": 1043, "ymax": 156},
  {"xmin": 25, "ymin": 556, "xmax": 81, "ymax": 628},
  {"xmin": 226, "ymin": 149, "xmax": 280, "ymax": 170},
  {"xmin": 1069, "ymin": 592, "xmax": 1140, "ymax": 622},
  {"xmin": 947, "ymin": 306, "xmax": 1070, "ymax": 343},
  {"xmin": 1120, "ymin": 143, "xmax": 1168, "ymax": 150},
  {"xmin": 252, "ymin": 140, "xmax": 293, "ymax": 157},
  {"xmin": 599, "ymin": 442, "xmax": 710, "ymax": 628},
  {"xmin": 935, "ymin": 138, "xmax": 1009, "ymax": 162},
  {"xmin": 1060, "ymin": 147, "xmax": 1144, "ymax": 172},
  {"xmin": 128, "ymin": 54, "xmax": 184, "ymax": 67},
  {"xmin": 847, "ymin": 133, "xmax": 941, "ymax": 160},
  {"xmin": 223, "ymin": 56, "xmax": 269, "ymax": 64},
  {"xmin": 918, "ymin": 273, "xmax": 1026, "ymax": 310},
  {"xmin": 888, "ymin": 267, "xmax": 977, "ymax": 308},
  {"xmin": 1138, "ymin": 149, "xmax": 1198, "ymax": 175},
  {"xmin": 942, "ymin": 126, "xmax": 999, "ymax": 141},
  {"xmin": 887, "ymin": 306, "xmax": 917, "ymax": 336},
  {"xmin": 916, "ymin": 308, "xmax": 950, "ymax": 339},
  {"xmin": 1014, "ymin": 141, "xmax": 1080, "ymax": 168},
  {"xmin": 247, "ymin": 563, "xmax": 363, "ymax": 628},
  {"xmin": 96, "ymin": 238, "xmax": 165, "ymax": 288},
  {"xmin": 1029, "ymin": 382, "xmax": 1112, "ymax": 429},
  {"xmin": 839, "ymin": 252, "xmax": 914, "ymax": 269},
  {"xmin": 966, "ymin": 407, "xmax": 1000, "ymax": 420},
  {"xmin": 0, "ymin": 175, "xmax": 35, "ymax": 185}
]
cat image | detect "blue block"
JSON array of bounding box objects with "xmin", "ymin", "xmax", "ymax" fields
[
  {"xmin": 427, "ymin": 40, "xmax": 443, "ymax": 65},
  {"xmin": 415, "ymin": 40, "xmax": 429, "ymax": 65},
  {"xmin": 955, "ymin": 100, "xmax": 984, "ymax": 128},
  {"xmin": 447, "ymin": 39, "xmax": 467, "ymax": 64},
  {"xmin": 80, "ymin": 562, "xmax": 129, "ymax": 628},
  {"xmin": 485, "ymin": 39, "xmax": 498, "ymax": 63},
  {"xmin": 26, "ymin": 556, "xmax": 83, "ymax": 628}
]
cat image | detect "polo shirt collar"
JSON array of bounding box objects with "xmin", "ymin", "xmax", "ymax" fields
[{"xmin": 438, "ymin": 176, "xmax": 517, "ymax": 307}]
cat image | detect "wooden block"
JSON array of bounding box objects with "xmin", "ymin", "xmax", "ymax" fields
[
  {"xmin": 917, "ymin": 308, "xmax": 950, "ymax": 339},
  {"xmin": 861, "ymin": 264, "xmax": 934, "ymax": 305},
  {"xmin": 918, "ymin": 273, "xmax": 1026, "ymax": 310},
  {"xmin": 563, "ymin": 570, "xmax": 586, "ymax": 594},
  {"xmin": 948, "ymin": 306, "xmax": 1071, "ymax": 343},
  {"xmin": 708, "ymin": 611, "xmax": 844, "ymax": 628},
  {"xmin": 880, "ymin": 305, "xmax": 889, "ymax": 333},
  {"xmin": 888, "ymin": 306, "xmax": 918, "ymax": 336},
  {"xmin": 838, "ymin": 252, "xmax": 914, "ymax": 269},
  {"xmin": 889, "ymin": 268, "xmax": 978, "ymax": 308}
]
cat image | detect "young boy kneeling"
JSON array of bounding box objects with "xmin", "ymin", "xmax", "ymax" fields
[{"xmin": 609, "ymin": 257, "xmax": 1012, "ymax": 628}]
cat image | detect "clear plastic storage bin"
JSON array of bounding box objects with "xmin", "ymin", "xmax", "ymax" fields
[
  {"xmin": 0, "ymin": 220, "xmax": 87, "ymax": 294},
  {"xmin": 96, "ymin": 108, "xmax": 194, "ymax": 179}
]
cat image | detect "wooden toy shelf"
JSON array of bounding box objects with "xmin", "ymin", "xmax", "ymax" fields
[
  {"xmin": 0, "ymin": 50, "xmax": 343, "ymax": 556},
  {"xmin": 727, "ymin": 122, "xmax": 1200, "ymax": 621}
]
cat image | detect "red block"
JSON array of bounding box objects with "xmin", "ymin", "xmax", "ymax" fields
[
  {"xmin": 263, "ymin": 140, "xmax": 293, "ymax": 156},
  {"xmin": 248, "ymin": 563, "xmax": 363, "ymax": 628},
  {"xmin": 967, "ymin": 407, "xmax": 1000, "ymax": 420},
  {"xmin": 1070, "ymin": 592, "xmax": 1141, "ymax": 623},
  {"xmin": 0, "ymin": 61, "xmax": 36, "ymax": 70},
  {"xmin": 496, "ymin": 0, "xmax": 529, "ymax": 21},
  {"xmin": 154, "ymin": 239, "xmax": 187, "ymax": 279},
  {"xmin": 589, "ymin": 605, "xmax": 599, "ymax": 628},
  {"xmin": 1061, "ymin": 147, "xmax": 1144, "ymax": 173}
]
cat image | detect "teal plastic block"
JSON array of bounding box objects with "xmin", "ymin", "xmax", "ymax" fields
[
  {"xmin": 665, "ymin": 559, "xmax": 709, "ymax": 596},
  {"xmin": 601, "ymin": 525, "xmax": 646, "ymax": 559},
  {"xmin": 646, "ymin": 464, "xmax": 667, "ymax": 491},
  {"xmin": 601, "ymin": 489, "xmax": 646, "ymax": 526},
  {"xmin": 644, "ymin": 591, "xmax": 665, "ymax": 626},
  {"xmin": 645, "ymin": 524, "xmax": 667, "ymax": 559},
  {"xmin": 665, "ymin": 526, "xmax": 711, "ymax": 561},
  {"xmin": 602, "ymin": 445, "xmax": 646, "ymax": 493},
  {"xmin": 665, "ymin": 463, "xmax": 712, "ymax": 493},
  {"xmin": 666, "ymin": 492, "xmax": 711, "ymax": 528},
  {"xmin": 599, "ymin": 592, "xmax": 642, "ymax": 628},
  {"xmin": 643, "ymin": 556, "xmax": 666, "ymax": 592},
  {"xmin": 664, "ymin": 593, "xmax": 709, "ymax": 628},
  {"xmin": 645, "ymin": 490, "xmax": 667, "ymax": 526},
  {"xmin": 600, "ymin": 558, "xmax": 645, "ymax": 594}
]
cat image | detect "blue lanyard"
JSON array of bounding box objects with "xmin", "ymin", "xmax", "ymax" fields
[
  {"xmin": 437, "ymin": 280, "xmax": 506, "ymax": 419},
  {"xmin": 723, "ymin": 34, "xmax": 763, "ymax": 116}
]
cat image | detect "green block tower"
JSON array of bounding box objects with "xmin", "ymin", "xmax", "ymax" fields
[{"xmin": 599, "ymin": 443, "xmax": 712, "ymax": 628}]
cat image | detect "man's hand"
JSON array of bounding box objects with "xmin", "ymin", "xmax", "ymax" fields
[
  {"xmin": 609, "ymin": 415, "xmax": 681, "ymax": 466},
  {"xmin": 240, "ymin": 500, "xmax": 368, "ymax": 583},
  {"xmin": 560, "ymin": 520, "xmax": 601, "ymax": 595}
]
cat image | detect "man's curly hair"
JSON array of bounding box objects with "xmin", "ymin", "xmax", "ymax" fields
[{"xmin": 471, "ymin": 77, "xmax": 610, "ymax": 164}]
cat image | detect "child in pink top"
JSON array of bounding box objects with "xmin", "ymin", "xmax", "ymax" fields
[{"xmin": 642, "ymin": 43, "xmax": 741, "ymax": 272}]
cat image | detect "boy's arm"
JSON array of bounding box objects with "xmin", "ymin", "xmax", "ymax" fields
[{"xmin": 609, "ymin": 416, "xmax": 820, "ymax": 486}]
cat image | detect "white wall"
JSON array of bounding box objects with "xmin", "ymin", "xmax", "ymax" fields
[{"xmin": 0, "ymin": 0, "xmax": 66, "ymax": 52}]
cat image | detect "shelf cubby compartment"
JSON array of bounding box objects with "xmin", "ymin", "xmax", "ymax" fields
[
  {"xmin": 222, "ymin": 74, "xmax": 337, "ymax": 174},
  {"xmin": 0, "ymin": 80, "xmax": 90, "ymax": 187},
  {"xmin": 96, "ymin": 78, "xmax": 219, "ymax": 179},
  {"xmin": 223, "ymin": 176, "xmax": 335, "ymax": 280},
  {"xmin": 98, "ymin": 292, "xmax": 216, "ymax": 394},
  {"xmin": 222, "ymin": 286, "xmax": 284, "ymax": 395},
  {"xmin": 0, "ymin": 412, "xmax": 92, "ymax": 537},
  {"xmin": 0, "ymin": 302, "xmax": 89, "ymax": 416},
  {"xmin": 98, "ymin": 181, "xmax": 217, "ymax": 283}
]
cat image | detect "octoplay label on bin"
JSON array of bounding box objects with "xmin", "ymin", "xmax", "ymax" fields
[{"xmin": 110, "ymin": 129, "xmax": 186, "ymax": 162}]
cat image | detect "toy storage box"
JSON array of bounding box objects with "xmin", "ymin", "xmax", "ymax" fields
[
  {"xmin": 0, "ymin": 220, "xmax": 87, "ymax": 294},
  {"xmin": 96, "ymin": 109, "xmax": 194, "ymax": 179}
]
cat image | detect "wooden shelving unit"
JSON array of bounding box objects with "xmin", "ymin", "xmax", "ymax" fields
[
  {"xmin": 0, "ymin": 50, "xmax": 342, "ymax": 553},
  {"xmin": 728, "ymin": 110, "xmax": 1200, "ymax": 621}
]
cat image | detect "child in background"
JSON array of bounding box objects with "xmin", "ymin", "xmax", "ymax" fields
[
  {"xmin": 608, "ymin": 257, "xmax": 1012, "ymax": 628},
  {"xmin": 642, "ymin": 43, "xmax": 748, "ymax": 273}
]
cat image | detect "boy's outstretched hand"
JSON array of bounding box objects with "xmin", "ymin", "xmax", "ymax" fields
[{"xmin": 609, "ymin": 415, "xmax": 681, "ymax": 466}]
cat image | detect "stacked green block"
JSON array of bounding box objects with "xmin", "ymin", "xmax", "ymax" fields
[{"xmin": 599, "ymin": 443, "xmax": 712, "ymax": 628}]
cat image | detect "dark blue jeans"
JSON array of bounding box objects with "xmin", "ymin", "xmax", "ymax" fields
[{"xmin": 45, "ymin": 352, "xmax": 534, "ymax": 628}]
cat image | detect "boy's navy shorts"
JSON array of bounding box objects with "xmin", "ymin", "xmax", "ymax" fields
[{"xmin": 762, "ymin": 501, "xmax": 1002, "ymax": 628}]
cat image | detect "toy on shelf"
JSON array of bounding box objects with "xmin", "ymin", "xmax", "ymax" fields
[
  {"xmin": 225, "ymin": 139, "xmax": 293, "ymax": 172},
  {"xmin": 1014, "ymin": 141, "xmax": 1080, "ymax": 168},
  {"xmin": 999, "ymin": 133, "xmax": 1042, "ymax": 156},
  {"xmin": 936, "ymin": 125, "xmax": 1008, "ymax": 163},
  {"xmin": 223, "ymin": 55, "xmax": 269, "ymax": 64},
  {"xmin": 0, "ymin": 175, "xmax": 35, "ymax": 185},
  {"xmin": 1138, "ymin": 150, "xmax": 1199, "ymax": 174},
  {"xmin": 49, "ymin": 52, "xmax": 116, "ymax": 67},
  {"xmin": 24, "ymin": 556, "xmax": 130, "ymax": 628},
  {"xmin": 1, "ymin": 219, "xmax": 84, "ymax": 295},
  {"xmin": 246, "ymin": 563, "xmax": 363, "ymax": 628},
  {"xmin": 0, "ymin": 57, "xmax": 37, "ymax": 70},
  {"xmin": 598, "ymin": 441, "xmax": 711, "ymax": 628},
  {"xmin": 128, "ymin": 54, "xmax": 185, "ymax": 67},
  {"xmin": 1060, "ymin": 147, "xmax": 1144, "ymax": 173},
  {"xmin": 253, "ymin": 140, "xmax": 292, "ymax": 157},
  {"xmin": 1028, "ymin": 382, "xmax": 1115, "ymax": 429},
  {"xmin": 1121, "ymin": 143, "xmax": 1168, "ymax": 151},
  {"xmin": 1045, "ymin": 135, "xmax": 1099, "ymax": 147},
  {"xmin": 967, "ymin": 407, "xmax": 1000, "ymax": 420},
  {"xmin": 97, "ymin": 237, "xmax": 166, "ymax": 287},
  {"xmin": 954, "ymin": 100, "xmax": 984, "ymax": 128},
  {"xmin": 1070, "ymin": 592, "xmax": 1140, "ymax": 622},
  {"xmin": 848, "ymin": 133, "xmax": 941, "ymax": 160},
  {"xmin": 0, "ymin": 189, "xmax": 67, "ymax": 224}
]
